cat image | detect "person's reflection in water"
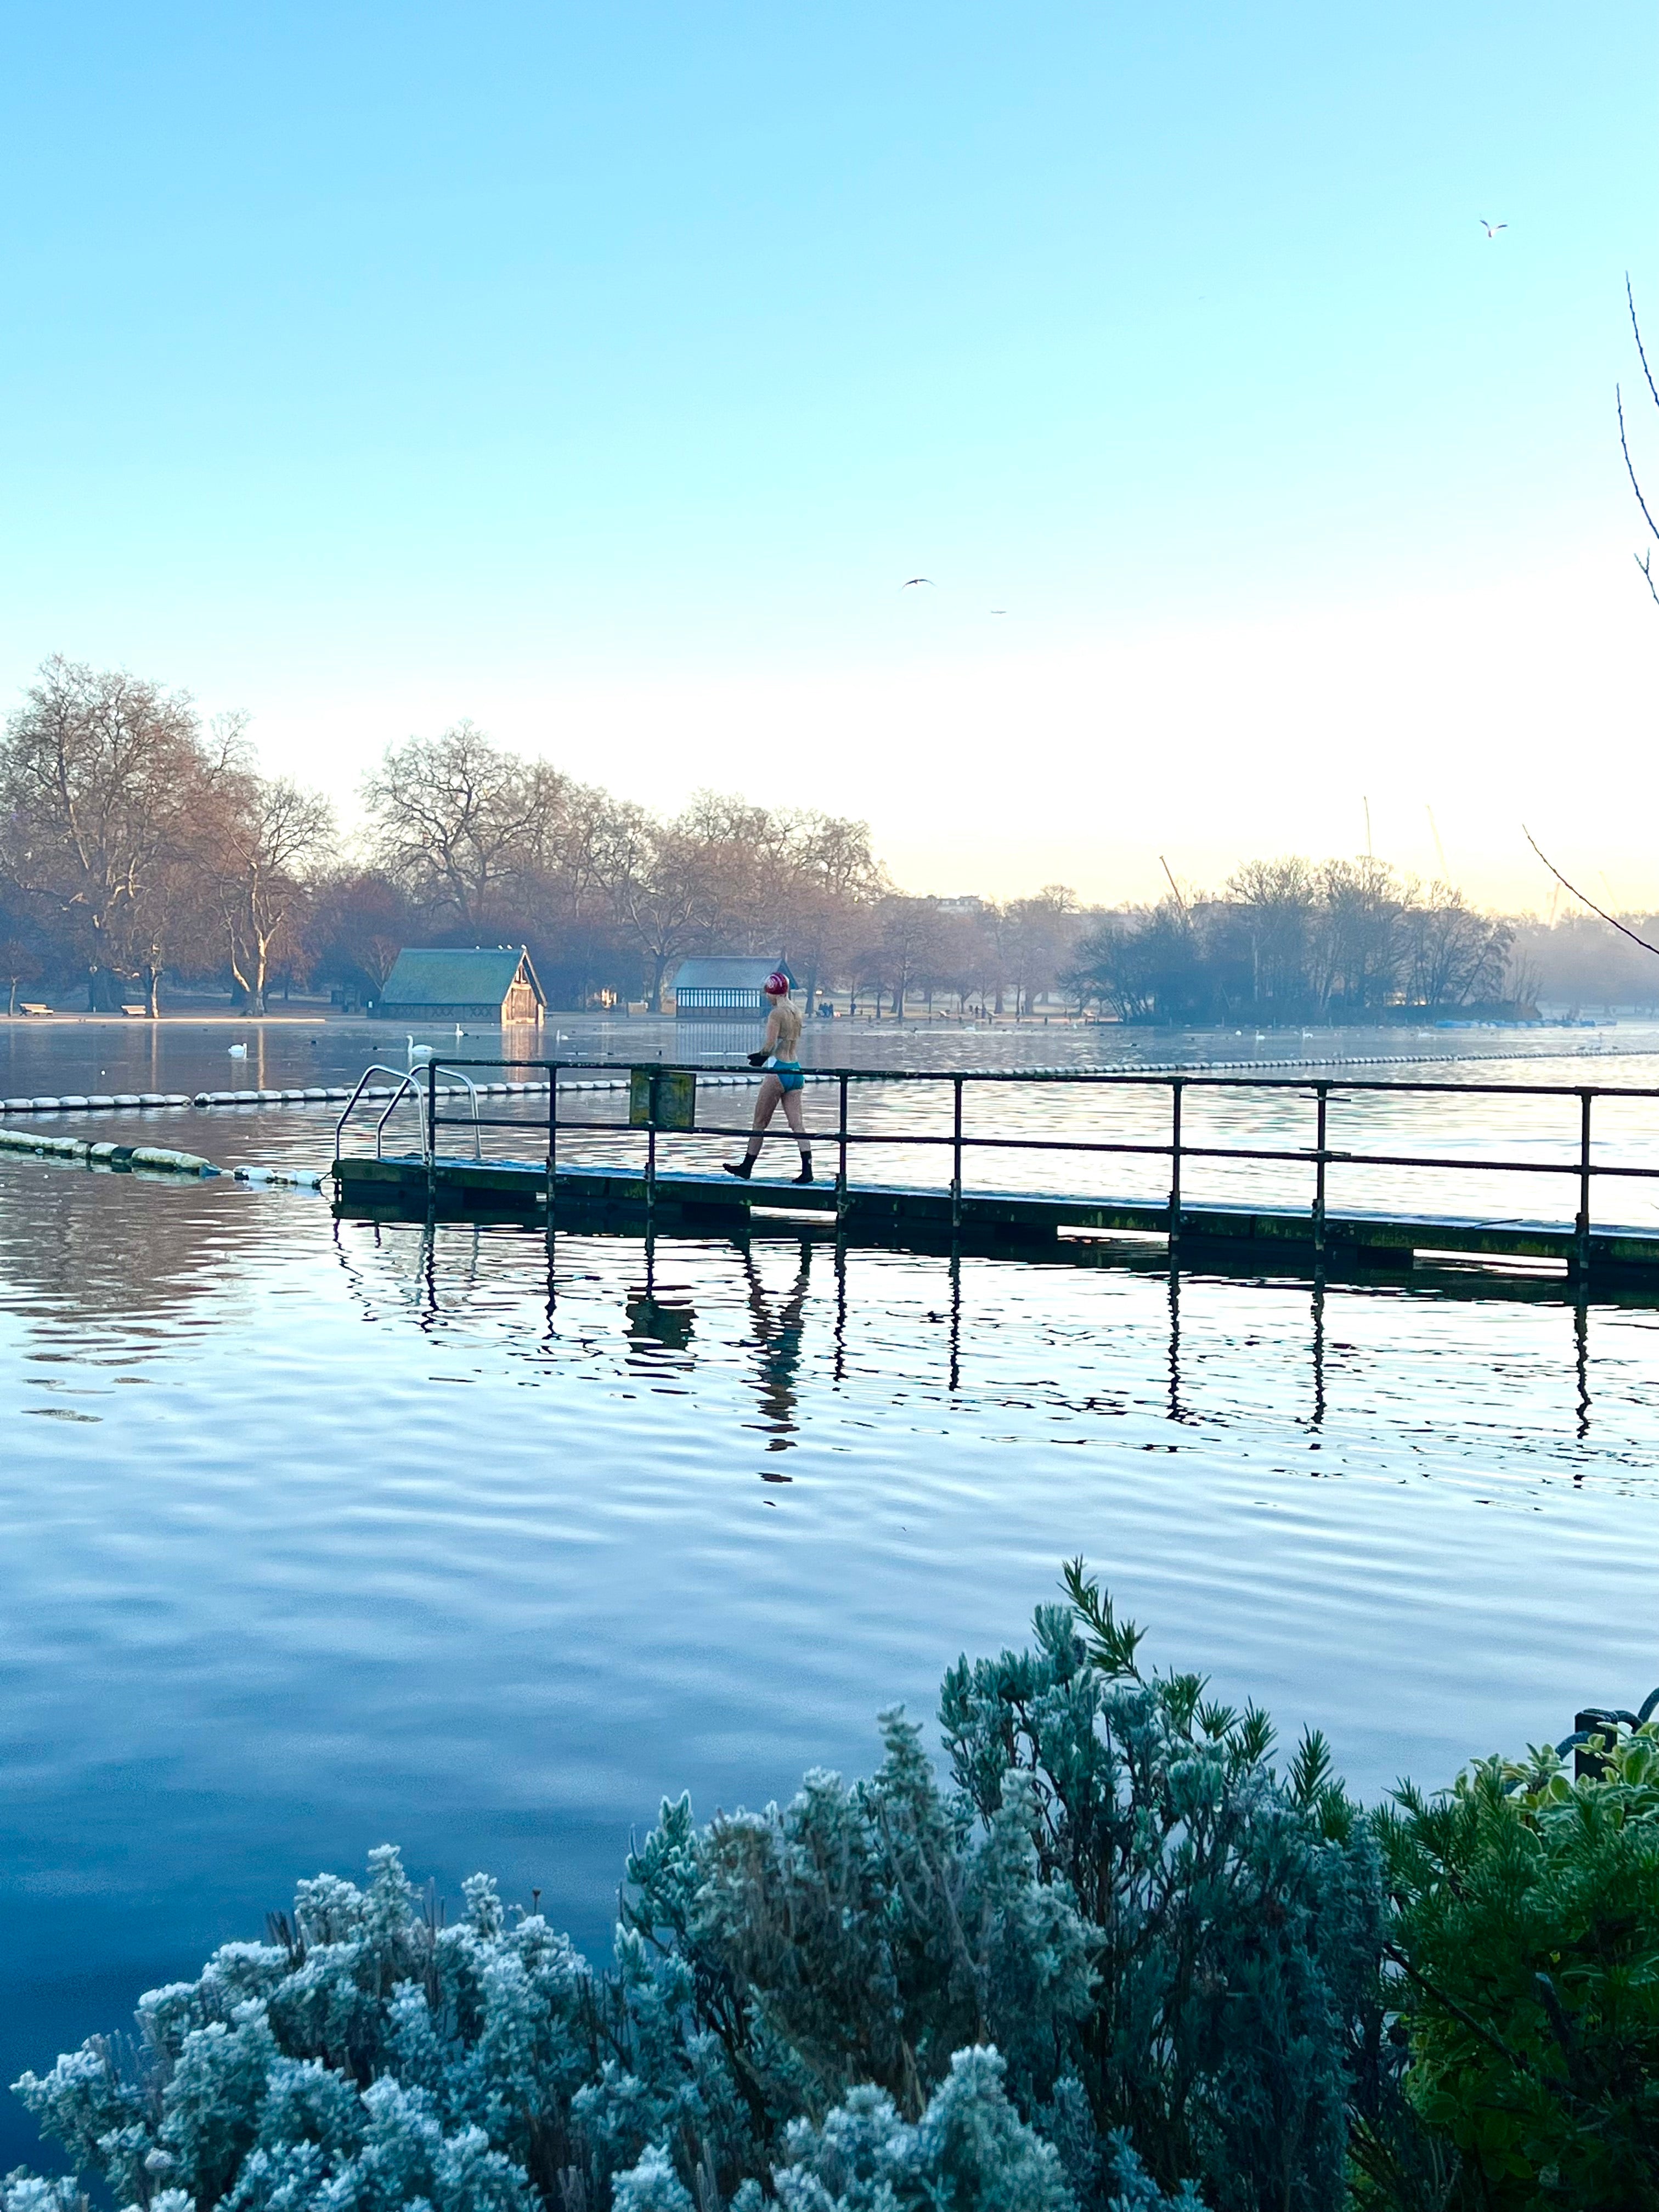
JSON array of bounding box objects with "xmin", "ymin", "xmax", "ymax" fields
[
  {"xmin": 625, "ymin": 1238, "xmax": 696, "ymax": 1361},
  {"xmin": 625, "ymin": 1284, "xmax": 696, "ymax": 1356},
  {"xmin": 739, "ymin": 1235, "xmax": 814, "ymax": 1472}
]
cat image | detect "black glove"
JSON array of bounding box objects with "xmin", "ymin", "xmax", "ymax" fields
[{"xmin": 747, "ymin": 1049, "xmax": 769, "ymax": 1068}]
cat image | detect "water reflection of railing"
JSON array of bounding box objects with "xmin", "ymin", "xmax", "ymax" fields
[
  {"xmin": 328, "ymin": 1206, "xmax": 1617, "ymax": 1448},
  {"xmin": 409, "ymin": 1057, "xmax": 1659, "ymax": 1263}
]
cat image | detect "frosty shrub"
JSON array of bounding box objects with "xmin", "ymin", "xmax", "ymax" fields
[
  {"xmin": 933, "ymin": 1568, "xmax": 1385, "ymax": 2209},
  {"xmin": 9, "ymin": 1566, "xmax": 1402, "ymax": 2212}
]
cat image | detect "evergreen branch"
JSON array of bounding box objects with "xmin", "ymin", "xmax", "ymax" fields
[{"xmin": 1382, "ymin": 1942, "xmax": 1541, "ymax": 2079}]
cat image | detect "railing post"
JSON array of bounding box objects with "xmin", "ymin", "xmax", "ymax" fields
[
  {"xmin": 1577, "ymin": 1088, "xmax": 1593, "ymax": 1281},
  {"xmin": 1313, "ymin": 1083, "xmax": 1328, "ymax": 1262},
  {"xmin": 545, "ymin": 1061, "xmax": 558, "ymax": 1232},
  {"xmin": 645, "ymin": 1071, "xmax": 658, "ymax": 1227},
  {"xmin": 425, "ymin": 1058, "xmax": 438, "ymax": 1211},
  {"xmin": 1167, "ymin": 1079, "xmax": 1183, "ymax": 1246},
  {"xmin": 951, "ymin": 1075, "xmax": 963, "ymax": 1232},
  {"xmin": 836, "ymin": 1074, "xmax": 849, "ymax": 1224}
]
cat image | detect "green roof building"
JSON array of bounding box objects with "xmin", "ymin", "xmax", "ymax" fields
[{"xmin": 376, "ymin": 946, "xmax": 544, "ymax": 1025}]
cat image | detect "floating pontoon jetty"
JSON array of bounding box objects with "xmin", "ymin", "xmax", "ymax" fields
[{"xmin": 330, "ymin": 1058, "xmax": 1659, "ymax": 1284}]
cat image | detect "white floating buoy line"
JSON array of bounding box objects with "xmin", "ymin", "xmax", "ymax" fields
[
  {"xmin": 0, "ymin": 1126, "xmax": 217, "ymax": 1176},
  {"xmin": 0, "ymin": 1034, "xmax": 1626, "ymax": 1130}
]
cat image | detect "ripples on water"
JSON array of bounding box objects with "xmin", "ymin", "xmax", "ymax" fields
[{"xmin": 0, "ymin": 1020, "xmax": 1657, "ymax": 2163}]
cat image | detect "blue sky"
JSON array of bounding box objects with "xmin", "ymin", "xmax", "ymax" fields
[{"xmin": 0, "ymin": 4, "xmax": 1653, "ymax": 905}]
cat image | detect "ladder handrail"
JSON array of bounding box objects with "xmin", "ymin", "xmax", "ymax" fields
[{"xmin": 334, "ymin": 1065, "xmax": 484, "ymax": 1163}]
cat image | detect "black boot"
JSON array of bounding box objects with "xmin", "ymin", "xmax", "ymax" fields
[
  {"xmin": 794, "ymin": 1153, "xmax": 814, "ymax": 1186},
  {"xmin": 724, "ymin": 1156, "xmax": 755, "ymax": 1180}
]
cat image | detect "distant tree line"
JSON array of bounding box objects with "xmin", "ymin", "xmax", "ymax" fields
[
  {"xmin": 0, "ymin": 655, "xmax": 1645, "ymax": 1019},
  {"xmin": 1062, "ymin": 858, "xmax": 1525, "ymax": 1025}
]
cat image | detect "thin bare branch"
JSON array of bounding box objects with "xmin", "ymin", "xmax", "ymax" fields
[
  {"xmin": 1522, "ymin": 827, "xmax": 1659, "ymax": 960},
  {"xmin": 1628, "ymin": 273, "xmax": 1659, "ymax": 413},
  {"xmin": 1640, "ymin": 551, "xmax": 1659, "ymax": 607},
  {"xmin": 1617, "ymin": 387, "xmax": 1659, "ymax": 547}
]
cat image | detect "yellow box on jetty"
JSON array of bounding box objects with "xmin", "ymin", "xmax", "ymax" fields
[{"xmin": 628, "ymin": 1066, "xmax": 697, "ymax": 1131}]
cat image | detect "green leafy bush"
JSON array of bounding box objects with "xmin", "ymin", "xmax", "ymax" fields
[{"xmin": 1376, "ymin": 1724, "xmax": 1659, "ymax": 2208}]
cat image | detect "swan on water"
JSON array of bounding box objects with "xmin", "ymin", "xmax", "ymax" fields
[
  {"xmin": 228, "ymin": 1042, "xmax": 248, "ymax": 1059},
  {"xmin": 407, "ymin": 1035, "xmax": 433, "ymax": 1063}
]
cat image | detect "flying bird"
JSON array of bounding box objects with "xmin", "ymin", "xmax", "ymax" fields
[
  {"xmin": 1480, "ymin": 219, "xmax": 1506, "ymax": 238},
  {"xmin": 901, "ymin": 577, "xmax": 934, "ymax": 589}
]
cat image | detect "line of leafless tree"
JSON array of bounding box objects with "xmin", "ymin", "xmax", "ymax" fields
[
  {"xmin": 0, "ymin": 661, "xmax": 1082, "ymax": 1018},
  {"xmin": 1064, "ymin": 859, "xmax": 1528, "ymax": 1025},
  {"xmin": 0, "ymin": 654, "xmax": 1644, "ymax": 1021}
]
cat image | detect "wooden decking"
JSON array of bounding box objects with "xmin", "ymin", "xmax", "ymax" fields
[{"xmin": 331, "ymin": 1151, "xmax": 1659, "ymax": 1280}]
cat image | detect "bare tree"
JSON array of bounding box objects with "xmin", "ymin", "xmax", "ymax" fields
[
  {"xmin": 1226, "ymin": 856, "xmax": 1318, "ymax": 1012},
  {"xmin": 1314, "ymin": 858, "xmax": 1405, "ymax": 1014},
  {"xmin": 308, "ymin": 868, "xmax": 417, "ymax": 1003},
  {"xmin": 1002, "ymin": 885, "xmax": 1080, "ymax": 1017},
  {"xmin": 1401, "ymin": 883, "xmax": 1513, "ymax": 1008},
  {"xmin": 787, "ymin": 812, "xmax": 886, "ymax": 1012},
  {"xmin": 217, "ymin": 772, "xmax": 336, "ymax": 1013},
  {"xmin": 862, "ymin": 896, "xmax": 947, "ymax": 1017},
  {"xmin": 597, "ymin": 805, "xmax": 724, "ymax": 1011},
  {"xmin": 364, "ymin": 722, "xmax": 559, "ymax": 930},
  {"xmin": 0, "ymin": 656, "xmax": 229, "ymax": 1009}
]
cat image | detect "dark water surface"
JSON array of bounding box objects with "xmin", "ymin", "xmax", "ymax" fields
[{"xmin": 1, "ymin": 1019, "xmax": 1657, "ymax": 2163}]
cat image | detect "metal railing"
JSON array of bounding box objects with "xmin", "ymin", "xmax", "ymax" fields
[
  {"xmin": 385, "ymin": 1056, "xmax": 1659, "ymax": 1267},
  {"xmin": 335, "ymin": 1064, "xmax": 483, "ymax": 1163}
]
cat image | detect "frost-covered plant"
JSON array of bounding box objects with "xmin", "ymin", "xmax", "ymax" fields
[
  {"xmin": 931, "ymin": 1568, "xmax": 1384, "ymax": 2210},
  {"xmin": 14, "ymin": 1849, "xmax": 632, "ymax": 2212},
  {"xmin": 0, "ymin": 2177, "xmax": 90, "ymax": 2212},
  {"xmin": 14, "ymin": 1569, "xmax": 1406, "ymax": 2212},
  {"xmin": 601, "ymin": 2049, "xmax": 1187, "ymax": 2212},
  {"xmin": 624, "ymin": 1713, "xmax": 1098, "ymax": 2140},
  {"xmin": 765, "ymin": 2046, "xmax": 1074, "ymax": 2212}
]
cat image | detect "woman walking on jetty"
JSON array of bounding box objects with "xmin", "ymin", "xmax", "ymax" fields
[{"xmin": 725, "ymin": 972, "xmax": 812, "ymax": 1184}]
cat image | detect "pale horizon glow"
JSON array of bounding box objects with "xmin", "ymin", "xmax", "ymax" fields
[{"xmin": 224, "ymin": 545, "xmax": 1656, "ymax": 915}]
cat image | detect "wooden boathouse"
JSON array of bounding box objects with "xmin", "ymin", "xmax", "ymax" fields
[{"xmin": 376, "ymin": 947, "xmax": 544, "ymax": 1026}]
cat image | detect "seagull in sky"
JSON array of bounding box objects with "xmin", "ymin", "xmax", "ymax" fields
[
  {"xmin": 1480, "ymin": 218, "xmax": 1506, "ymax": 238},
  {"xmin": 901, "ymin": 577, "xmax": 934, "ymax": 589}
]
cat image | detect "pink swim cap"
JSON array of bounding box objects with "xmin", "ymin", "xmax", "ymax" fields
[{"xmin": 764, "ymin": 972, "xmax": 790, "ymax": 996}]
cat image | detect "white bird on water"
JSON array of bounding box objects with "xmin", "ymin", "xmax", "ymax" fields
[
  {"xmin": 228, "ymin": 1042, "xmax": 247, "ymax": 1059},
  {"xmin": 407, "ymin": 1035, "xmax": 433, "ymax": 1064}
]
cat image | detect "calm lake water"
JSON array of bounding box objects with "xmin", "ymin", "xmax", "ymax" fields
[{"xmin": 2, "ymin": 1016, "xmax": 1658, "ymax": 2165}]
